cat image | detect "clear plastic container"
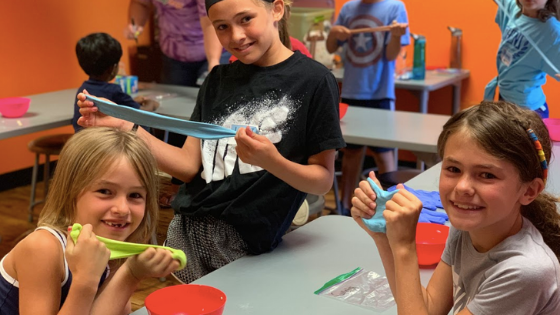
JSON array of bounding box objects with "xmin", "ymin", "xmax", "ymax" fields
[{"xmin": 288, "ymin": 7, "xmax": 334, "ymax": 41}]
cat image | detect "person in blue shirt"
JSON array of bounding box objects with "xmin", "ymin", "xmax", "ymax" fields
[
  {"xmin": 484, "ymin": 0, "xmax": 560, "ymax": 118},
  {"xmin": 326, "ymin": 0, "xmax": 409, "ymax": 215},
  {"xmin": 72, "ymin": 33, "xmax": 159, "ymax": 132}
]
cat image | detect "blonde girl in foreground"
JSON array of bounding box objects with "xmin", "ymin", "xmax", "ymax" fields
[{"xmin": 0, "ymin": 127, "xmax": 180, "ymax": 315}]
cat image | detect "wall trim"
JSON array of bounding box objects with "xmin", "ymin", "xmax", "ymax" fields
[{"xmin": 0, "ymin": 161, "xmax": 57, "ymax": 192}]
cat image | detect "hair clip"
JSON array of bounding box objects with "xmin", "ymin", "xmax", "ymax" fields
[{"xmin": 527, "ymin": 128, "xmax": 548, "ymax": 185}]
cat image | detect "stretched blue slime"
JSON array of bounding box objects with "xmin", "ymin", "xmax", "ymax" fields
[
  {"xmin": 362, "ymin": 178, "xmax": 399, "ymax": 233},
  {"xmin": 85, "ymin": 95, "xmax": 236, "ymax": 140}
]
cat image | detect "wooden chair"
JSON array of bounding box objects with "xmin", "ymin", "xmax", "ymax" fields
[{"xmin": 27, "ymin": 133, "xmax": 72, "ymax": 222}]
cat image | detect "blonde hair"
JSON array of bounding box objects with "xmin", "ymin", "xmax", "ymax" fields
[
  {"xmin": 438, "ymin": 101, "xmax": 560, "ymax": 260},
  {"xmin": 38, "ymin": 127, "xmax": 159, "ymax": 244}
]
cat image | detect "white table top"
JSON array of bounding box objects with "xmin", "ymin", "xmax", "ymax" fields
[
  {"xmin": 341, "ymin": 107, "xmax": 449, "ymax": 152},
  {"xmin": 0, "ymin": 88, "xmax": 76, "ymax": 140},
  {"xmin": 331, "ymin": 68, "xmax": 470, "ymax": 91},
  {"xmin": 1, "ymin": 84, "xmax": 447, "ymax": 157},
  {"xmin": 137, "ymin": 83, "xmax": 198, "ymax": 120},
  {"xmin": 0, "ymin": 84, "xmax": 199, "ymax": 141},
  {"xmin": 131, "ymin": 141, "xmax": 560, "ymax": 315},
  {"xmin": 131, "ymin": 215, "xmax": 437, "ymax": 315}
]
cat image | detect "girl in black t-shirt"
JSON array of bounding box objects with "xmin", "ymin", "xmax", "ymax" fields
[{"xmin": 76, "ymin": 0, "xmax": 345, "ymax": 283}]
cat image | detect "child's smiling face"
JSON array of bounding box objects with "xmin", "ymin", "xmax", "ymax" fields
[
  {"xmin": 74, "ymin": 157, "xmax": 146, "ymax": 242},
  {"xmin": 438, "ymin": 130, "xmax": 530, "ymax": 238},
  {"xmin": 209, "ymin": 0, "xmax": 285, "ymax": 66}
]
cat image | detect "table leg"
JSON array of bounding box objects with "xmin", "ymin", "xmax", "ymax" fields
[
  {"xmin": 418, "ymin": 90, "xmax": 429, "ymax": 114},
  {"xmin": 452, "ymin": 81, "xmax": 462, "ymax": 114},
  {"xmin": 408, "ymin": 90, "xmax": 430, "ymax": 168},
  {"xmin": 413, "ymin": 152, "xmax": 441, "ymax": 171}
]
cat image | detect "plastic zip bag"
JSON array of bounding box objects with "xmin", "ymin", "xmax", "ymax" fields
[{"xmin": 314, "ymin": 267, "xmax": 395, "ymax": 311}]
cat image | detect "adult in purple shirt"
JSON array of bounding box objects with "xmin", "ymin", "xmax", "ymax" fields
[
  {"xmin": 126, "ymin": 0, "xmax": 224, "ymax": 86},
  {"xmin": 126, "ymin": 0, "xmax": 227, "ymax": 206}
]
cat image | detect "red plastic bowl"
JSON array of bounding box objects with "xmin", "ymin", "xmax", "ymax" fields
[
  {"xmin": 339, "ymin": 102, "xmax": 349, "ymax": 120},
  {"xmin": 0, "ymin": 97, "xmax": 30, "ymax": 118},
  {"xmin": 543, "ymin": 118, "xmax": 560, "ymax": 142},
  {"xmin": 145, "ymin": 284, "xmax": 226, "ymax": 315},
  {"xmin": 416, "ymin": 223, "xmax": 449, "ymax": 266}
]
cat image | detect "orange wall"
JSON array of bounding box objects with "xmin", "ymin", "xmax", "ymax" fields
[
  {"xmin": 0, "ymin": 1, "xmax": 148, "ymax": 175},
  {"xmin": 334, "ymin": 0, "xmax": 559, "ymax": 116},
  {"xmin": 0, "ymin": 0, "xmax": 558, "ymax": 176}
]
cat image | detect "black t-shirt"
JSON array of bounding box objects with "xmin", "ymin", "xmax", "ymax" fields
[
  {"xmin": 173, "ymin": 51, "xmax": 346, "ymax": 254},
  {"xmin": 73, "ymin": 79, "xmax": 140, "ymax": 132}
]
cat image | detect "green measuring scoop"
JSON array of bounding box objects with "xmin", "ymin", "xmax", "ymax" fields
[{"xmin": 69, "ymin": 223, "xmax": 186, "ymax": 270}]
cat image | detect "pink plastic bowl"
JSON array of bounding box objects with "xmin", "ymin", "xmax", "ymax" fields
[
  {"xmin": 416, "ymin": 223, "xmax": 449, "ymax": 266},
  {"xmin": 0, "ymin": 97, "xmax": 30, "ymax": 118},
  {"xmin": 145, "ymin": 284, "xmax": 226, "ymax": 315},
  {"xmin": 543, "ymin": 118, "xmax": 560, "ymax": 142},
  {"xmin": 339, "ymin": 102, "xmax": 349, "ymax": 120}
]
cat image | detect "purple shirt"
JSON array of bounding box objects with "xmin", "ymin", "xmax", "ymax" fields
[{"xmin": 140, "ymin": 0, "xmax": 207, "ymax": 62}]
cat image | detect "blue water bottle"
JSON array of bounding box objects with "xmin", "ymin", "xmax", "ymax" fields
[{"xmin": 411, "ymin": 34, "xmax": 426, "ymax": 80}]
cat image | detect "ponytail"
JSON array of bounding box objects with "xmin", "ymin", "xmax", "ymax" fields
[
  {"xmin": 278, "ymin": 1, "xmax": 292, "ymax": 49},
  {"xmin": 521, "ymin": 192, "xmax": 560, "ymax": 261}
]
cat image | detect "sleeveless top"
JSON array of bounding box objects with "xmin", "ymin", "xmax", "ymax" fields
[{"xmin": 0, "ymin": 227, "xmax": 109, "ymax": 314}]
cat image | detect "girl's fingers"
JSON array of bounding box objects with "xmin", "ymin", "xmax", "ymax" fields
[
  {"xmin": 234, "ymin": 128, "xmax": 249, "ymax": 145},
  {"xmin": 350, "ymin": 204, "xmax": 375, "ymax": 220},
  {"xmin": 353, "ymin": 189, "xmax": 377, "ymax": 216},
  {"xmin": 351, "ymin": 196, "xmax": 368, "ymax": 213},
  {"xmin": 392, "ymin": 186, "xmax": 423, "ymax": 209},
  {"xmin": 358, "ymin": 180, "xmax": 376, "ymax": 200},
  {"xmin": 79, "ymin": 224, "xmax": 93, "ymax": 238},
  {"xmin": 384, "ymin": 199, "xmax": 399, "ymax": 212},
  {"xmin": 353, "ymin": 187, "xmax": 373, "ymax": 206},
  {"xmin": 390, "ymin": 191, "xmax": 409, "ymax": 206},
  {"xmin": 66, "ymin": 232, "xmax": 75, "ymax": 250},
  {"xmin": 366, "ymin": 171, "xmax": 383, "ymax": 192},
  {"xmin": 245, "ymin": 126, "xmax": 255, "ymax": 137},
  {"xmin": 170, "ymin": 260, "xmax": 180, "ymax": 272},
  {"xmin": 142, "ymin": 247, "xmax": 157, "ymax": 261}
]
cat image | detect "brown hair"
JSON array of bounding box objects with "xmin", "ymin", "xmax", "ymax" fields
[
  {"xmin": 437, "ymin": 101, "xmax": 560, "ymax": 260},
  {"xmin": 257, "ymin": 0, "xmax": 292, "ymax": 49},
  {"xmin": 38, "ymin": 127, "xmax": 159, "ymax": 244},
  {"xmin": 278, "ymin": 0, "xmax": 293, "ymax": 49},
  {"xmin": 516, "ymin": 0, "xmax": 559, "ymax": 22}
]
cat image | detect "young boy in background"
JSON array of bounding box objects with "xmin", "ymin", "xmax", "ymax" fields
[
  {"xmin": 72, "ymin": 32, "xmax": 159, "ymax": 132},
  {"xmin": 326, "ymin": 0, "xmax": 409, "ymax": 214}
]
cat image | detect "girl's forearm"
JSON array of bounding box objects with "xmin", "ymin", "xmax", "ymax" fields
[
  {"xmin": 135, "ymin": 127, "xmax": 201, "ymax": 183},
  {"xmin": 371, "ymin": 234, "xmax": 398, "ymax": 297},
  {"xmin": 392, "ymin": 246, "xmax": 429, "ymax": 315},
  {"xmin": 263, "ymin": 153, "xmax": 334, "ymax": 195},
  {"xmin": 91, "ymin": 267, "xmax": 140, "ymax": 315},
  {"xmin": 57, "ymin": 280, "xmax": 98, "ymax": 315}
]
